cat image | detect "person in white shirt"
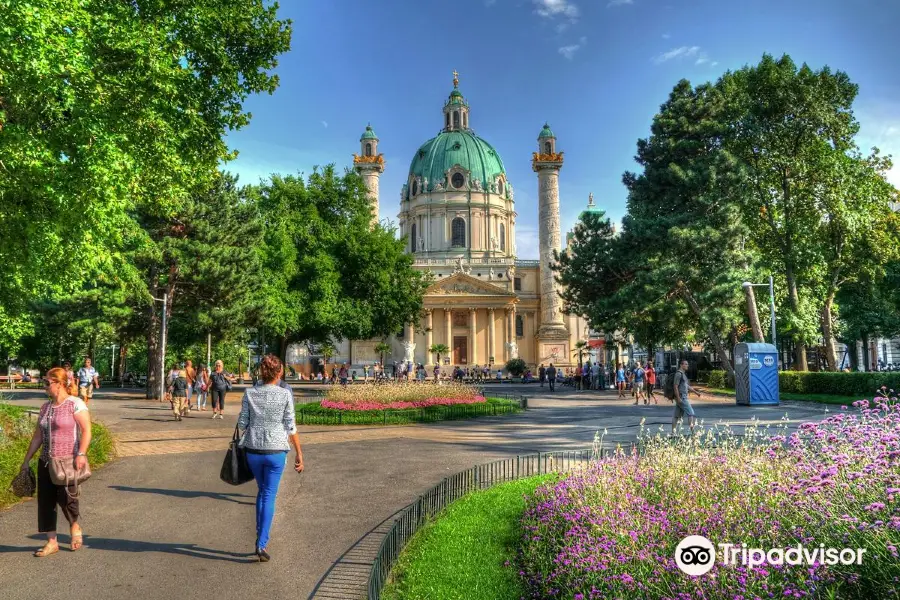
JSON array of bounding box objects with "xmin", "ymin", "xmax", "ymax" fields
[{"xmin": 76, "ymin": 358, "xmax": 100, "ymax": 406}]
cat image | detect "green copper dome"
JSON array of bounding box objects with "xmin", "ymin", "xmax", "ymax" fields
[
  {"xmin": 408, "ymin": 130, "xmax": 506, "ymax": 191},
  {"xmin": 360, "ymin": 124, "xmax": 378, "ymax": 140},
  {"xmin": 538, "ymin": 123, "xmax": 554, "ymax": 138}
]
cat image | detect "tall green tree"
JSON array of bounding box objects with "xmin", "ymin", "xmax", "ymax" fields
[
  {"xmin": 0, "ymin": 0, "xmax": 291, "ymax": 351},
  {"xmin": 135, "ymin": 172, "xmax": 263, "ymax": 398},
  {"xmin": 718, "ymin": 54, "xmax": 896, "ymax": 370},
  {"xmin": 254, "ymin": 167, "xmax": 430, "ymax": 355}
]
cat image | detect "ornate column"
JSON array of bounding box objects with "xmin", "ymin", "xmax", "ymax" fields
[
  {"xmin": 353, "ymin": 124, "xmax": 384, "ymax": 226},
  {"xmin": 469, "ymin": 308, "xmax": 477, "ymax": 365},
  {"xmin": 425, "ymin": 309, "xmax": 434, "ymax": 365},
  {"xmin": 445, "ymin": 307, "xmax": 452, "ymax": 363},
  {"xmin": 404, "ymin": 321, "xmax": 415, "ymax": 364},
  {"xmin": 532, "ymin": 125, "xmax": 569, "ymax": 340},
  {"xmin": 488, "ymin": 308, "xmax": 495, "ymax": 366}
]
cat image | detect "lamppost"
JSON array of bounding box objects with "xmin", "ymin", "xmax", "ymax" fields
[
  {"xmin": 110, "ymin": 343, "xmax": 118, "ymax": 382},
  {"xmin": 150, "ymin": 293, "xmax": 168, "ymax": 401},
  {"xmin": 742, "ymin": 276, "xmax": 777, "ymax": 348}
]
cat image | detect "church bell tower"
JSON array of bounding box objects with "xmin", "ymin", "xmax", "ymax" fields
[{"xmin": 353, "ymin": 123, "xmax": 384, "ymax": 225}]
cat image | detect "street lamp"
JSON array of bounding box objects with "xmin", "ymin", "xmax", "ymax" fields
[
  {"xmin": 742, "ymin": 277, "xmax": 776, "ymax": 348},
  {"xmin": 150, "ymin": 293, "xmax": 168, "ymax": 401}
]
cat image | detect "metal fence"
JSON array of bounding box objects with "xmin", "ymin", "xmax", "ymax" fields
[
  {"xmin": 366, "ymin": 447, "xmax": 602, "ymax": 599},
  {"xmin": 297, "ymin": 394, "xmax": 527, "ymax": 426}
]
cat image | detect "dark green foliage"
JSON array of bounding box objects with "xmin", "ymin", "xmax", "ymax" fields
[
  {"xmin": 778, "ymin": 372, "xmax": 900, "ymax": 397},
  {"xmin": 254, "ymin": 167, "xmax": 430, "ymax": 348},
  {"xmin": 505, "ymin": 358, "xmax": 527, "ymax": 377}
]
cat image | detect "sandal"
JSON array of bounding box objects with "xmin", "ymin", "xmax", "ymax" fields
[
  {"xmin": 71, "ymin": 526, "xmax": 83, "ymax": 551},
  {"xmin": 34, "ymin": 542, "xmax": 59, "ymax": 557}
]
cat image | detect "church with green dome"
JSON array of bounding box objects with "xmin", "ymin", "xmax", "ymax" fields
[{"xmin": 343, "ymin": 72, "xmax": 592, "ymax": 371}]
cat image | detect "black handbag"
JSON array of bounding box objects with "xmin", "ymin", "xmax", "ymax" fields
[
  {"xmin": 220, "ymin": 425, "xmax": 253, "ymax": 485},
  {"xmin": 10, "ymin": 467, "xmax": 36, "ymax": 497}
]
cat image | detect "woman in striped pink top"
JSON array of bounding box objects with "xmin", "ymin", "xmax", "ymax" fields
[{"xmin": 20, "ymin": 367, "xmax": 92, "ymax": 557}]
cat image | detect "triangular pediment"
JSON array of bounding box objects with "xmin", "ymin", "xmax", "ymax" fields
[{"xmin": 426, "ymin": 272, "xmax": 516, "ymax": 297}]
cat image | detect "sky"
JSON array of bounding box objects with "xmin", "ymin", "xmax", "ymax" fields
[{"xmin": 225, "ymin": 0, "xmax": 900, "ymax": 259}]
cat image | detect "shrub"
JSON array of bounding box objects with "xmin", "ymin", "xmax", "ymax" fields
[
  {"xmin": 706, "ymin": 369, "xmax": 729, "ymax": 389},
  {"xmin": 505, "ymin": 358, "xmax": 527, "ymax": 377},
  {"xmin": 518, "ymin": 396, "xmax": 900, "ymax": 599},
  {"xmin": 779, "ymin": 371, "xmax": 900, "ymax": 396}
]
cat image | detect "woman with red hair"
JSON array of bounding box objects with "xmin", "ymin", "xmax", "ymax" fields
[
  {"xmin": 19, "ymin": 367, "xmax": 92, "ymax": 557},
  {"xmin": 237, "ymin": 354, "xmax": 303, "ymax": 562}
]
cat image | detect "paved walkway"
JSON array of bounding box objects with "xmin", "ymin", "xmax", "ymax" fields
[{"xmin": 0, "ymin": 386, "xmax": 833, "ymax": 600}]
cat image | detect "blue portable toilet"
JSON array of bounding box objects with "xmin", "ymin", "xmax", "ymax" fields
[{"xmin": 734, "ymin": 343, "xmax": 780, "ymax": 405}]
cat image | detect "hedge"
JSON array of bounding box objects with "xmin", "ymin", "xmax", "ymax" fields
[{"xmin": 703, "ymin": 370, "xmax": 900, "ymax": 396}]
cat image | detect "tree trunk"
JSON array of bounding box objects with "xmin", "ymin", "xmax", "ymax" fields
[
  {"xmin": 861, "ymin": 335, "xmax": 870, "ymax": 371},
  {"xmin": 680, "ymin": 285, "xmax": 736, "ymax": 383},
  {"xmin": 784, "ymin": 265, "xmax": 808, "ymax": 371},
  {"xmin": 117, "ymin": 342, "xmax": 127, "ymax": 386},
  {"xmin": 744, "ymin": 285, "xmax": 765, "ymax": 343},
  {"xmin": 848, "ymin": 340, "xmax": 859, "ymax": 371},
  {"xmin": 821, "ymin": 294, "xmax": 838, "ymax": 372}
]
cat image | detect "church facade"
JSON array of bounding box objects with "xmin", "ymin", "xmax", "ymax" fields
[{"xmin": 290, "ymin": 73, "xmax": 590, "ymax": 373}]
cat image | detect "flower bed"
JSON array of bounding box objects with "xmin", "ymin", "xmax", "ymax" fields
[
  {"xmin": 518, "ymin": 393, "xmax": 900, "ymax": 599},
  {"xmin": 321, "ymin": 381, "xmax": 484, "ymax": 411}
]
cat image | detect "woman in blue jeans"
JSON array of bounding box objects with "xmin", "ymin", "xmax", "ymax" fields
[{"xmin": 237, "ymin": 354, "xmax": 304, "ymax": 562}]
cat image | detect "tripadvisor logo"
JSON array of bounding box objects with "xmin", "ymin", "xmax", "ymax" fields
[{"xmin": 675, "ymin": 536, "xmax": 867, "ymax": 576}]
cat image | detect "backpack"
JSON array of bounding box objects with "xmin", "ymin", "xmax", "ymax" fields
[{"xmin": 663, "ymin": 371, "xmax": 677, "ymax": 400}]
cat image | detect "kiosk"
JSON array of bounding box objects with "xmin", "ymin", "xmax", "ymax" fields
[{"xmin": 734, "ymin": 342, "xmax": 779, "ymax": 405}]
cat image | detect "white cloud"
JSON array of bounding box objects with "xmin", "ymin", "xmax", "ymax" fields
[
  {"xmin": 695, "ymin": 57, "xmax": 709, "ymax": 65},
  {"xmin": 533, "ymin": 0, "xmax": 579, "ymax": 20},
  {"xmin": 321, "ymin": 120, "xmax": 328, "ymax": 128},
  {"xmin": 857, "ymin": 107, "xmax": 900, "ymax": 187},
  {"xmin": 653, "ymin": 45, "xmax": 700, "ymax": 64},
  {"xmin": 662, "ymin": 33, "xmax": 671, "ymax": 39},
  {"xmin": 516, "ymin": 225, "xmax": 541, "ymax": 259},
  {"xmin": 558, "ymin": 36, "xmax": 587, "ymax": 60},
  {"xmin": 607, "ymin": 0, "xmax": 633, "ymax": 6},
  {"xmin": 485, "ymin": 0, "xmax": 496, "ymax": 5}
]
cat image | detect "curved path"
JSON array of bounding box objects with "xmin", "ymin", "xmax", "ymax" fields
[{"xmin": 0, "ymin": 385, "xmax": 831, "ymax": 600}]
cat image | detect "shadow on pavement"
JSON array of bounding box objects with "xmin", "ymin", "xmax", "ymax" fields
[
  {"xmin": 3, "ymin": 536, "xmax": 256, "ymax": 563},
  {"xmin": 109, "ymin": 485, "xmax": 254, "ymax": 505}
]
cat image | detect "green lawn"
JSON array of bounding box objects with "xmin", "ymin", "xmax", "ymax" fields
[
  {"xmin": 295, "ymin": 396, "xmax": 523, "ymax": 425},
  {"xmin": 703, "ymin": 388, "xmax": 863, "ymax": 406},
  {"xmin": 0, "ymin": 402, "xmax": 116, "ymax": 509},
  {"xmin": 381, "ymin": 474, "xmax": 556, "ymax": 600}
]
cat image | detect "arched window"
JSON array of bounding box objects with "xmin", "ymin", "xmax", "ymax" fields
[
  {"xmin": 499, "ymin": 223, "xmax": 506, "ymax": 252},
  {"xmin": 453, "ymin": 111, "xmax": 460, "ymax": 128},
  {"xmin": 410, "ymin": 223, "xmax": 417, "ymax": 253},
  {"xmin": 445, "ymin": 113, "xmax": 450, "ymax": 128},
  {"xmin": 365, "ymin": 143, "xmax": 372, "ymax": 157},
  {"xmin": 412, "ymin": 180, "xmax": 418, "ymax": 196},
  {"xmin": 451, "ymin": 217, "xmax": 466, "ymax": 247},
  {"xmin": 544, "ymin": 142, "xmax": 552, "ymax": 154},
  {"xmin": 516, "ymin": 315, "xmax": 524, "ymax": 337},
  {"xmin": 498, "ymin": 180, "xmax": 504, "ymax": 195},
  {"xmin": 463, "ymin": 113, "xmax": 467, "ymax": 128}
]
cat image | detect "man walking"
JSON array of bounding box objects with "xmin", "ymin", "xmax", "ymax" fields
[
  {"xmin": 547, "ymin": 363, "xmax": 557, "ymax": 392},
  {"xmin": 632, "ymin": 362, "xmax": 646, "ymax": 405},
  {"xmin": 672, "ymin": 359, "xmax": 701, "ymax": 434},
  {"xmin": 538, "ymin": 364, "xmax": 546, "ymax": 388},
  {"xmin": 184, "ymin": 359, "xmax": 196, "ymax": 410},
  {"xmin": 77, "ymin": 357, "xmax": 100, "ymax": 406}
]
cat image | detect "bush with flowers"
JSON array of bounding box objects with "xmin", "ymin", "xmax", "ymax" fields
[
  {"xmin": 517, "ymin": 389, "xmax": 900, "ymax": 599},
  {"xmin": 320, "ymin": 381, "xmax": 485, "ymax": 411}
]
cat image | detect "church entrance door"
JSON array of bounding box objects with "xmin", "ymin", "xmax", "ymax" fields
[{"xmin": 453, "ymin": 336, "xmax": 468, "ymax": 365}]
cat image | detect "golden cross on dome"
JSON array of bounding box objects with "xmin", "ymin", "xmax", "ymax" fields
[{"xmin": 452, "ymin": 70, "xmax": 459, "ymax": 87}]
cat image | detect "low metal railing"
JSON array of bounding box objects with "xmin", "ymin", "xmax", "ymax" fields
[{"xmin": 366, "ymin": 447, "xmax": 602, "ymax": 599}]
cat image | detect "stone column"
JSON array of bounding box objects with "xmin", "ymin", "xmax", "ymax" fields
[
  {"xmin": 445, "ymin": 308, "xmax": 452, "ymax": 364},
  {"xmin": 533, "ymin": 151, "xmax": 568, "ymax": 340},
  {"xmin": 354, "ymin": 164, "xmax": 384, "ymax": 227},
  {"xmin": 488, "ymin": 308, "xmax": 495, "ymax": 366},
  {"xmin": 404, "ymin": 321, "xmax": 415, "ymax": 363},
  {"xmin": 504, "ymin": 307, "xmax": 512, "ymax": 361},
  {"xmin": 425, "ymin": 309, "xmax": 434, "ymax": 365},
  {"xmin": 469, "ymin": 308, "xmax": 477, "ymax": 366}
]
